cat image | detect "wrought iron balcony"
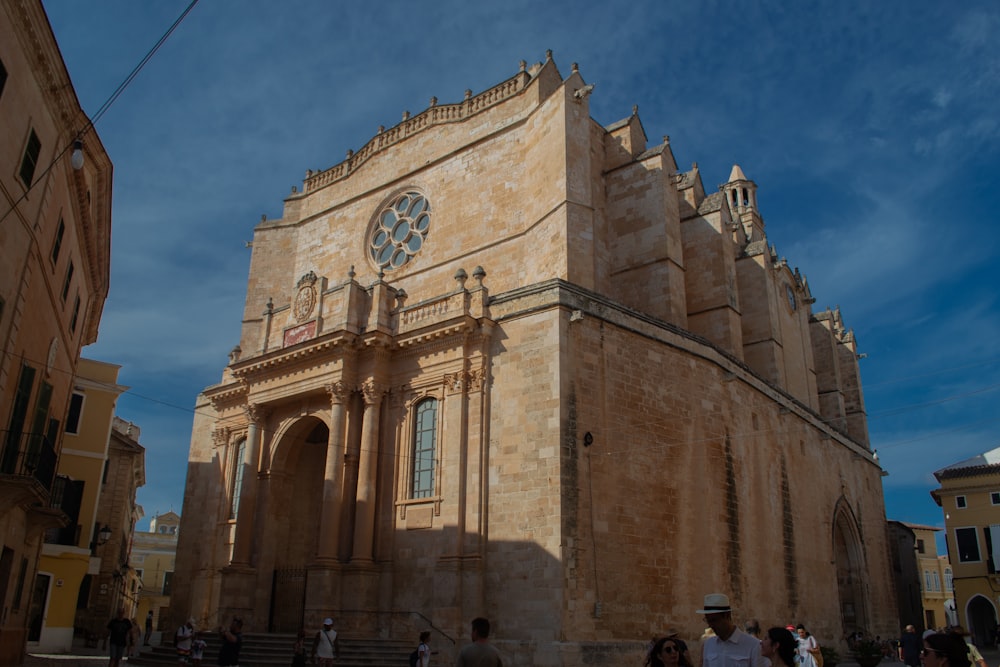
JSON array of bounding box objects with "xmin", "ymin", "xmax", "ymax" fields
[{"xmin": 0, "ymin": 429, "xmax": 58, "ymax": 492}]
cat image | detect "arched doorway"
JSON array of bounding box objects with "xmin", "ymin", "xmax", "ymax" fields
[
  {"xmin": 833, "ymin": 502, "xmax": 869, "ymax": 635},
  {"xmin": 966, "ymin": 595, "xmax": 997, "ymax": 646},
  {"xmin": 267, "ymin": 416, "xmax": 330, "ymax": 631}
]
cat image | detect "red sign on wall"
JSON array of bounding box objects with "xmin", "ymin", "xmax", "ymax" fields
[{"xmin": 283, "ymin": 320, "xmax": 316, "ymax": 347}]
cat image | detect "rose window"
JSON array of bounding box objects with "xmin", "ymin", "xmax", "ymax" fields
[{"xmin": 368, "ymin": 191, "xmax": 430, "ymax": 270}]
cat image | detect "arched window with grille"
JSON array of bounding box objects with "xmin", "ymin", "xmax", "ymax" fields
[
  {"xmin": 229, "ymin": 438, "xmax": 246, "ymax": 520},
  {"xmin": 411, "ymin": 399, "xmax": 437, "ymax": 499}
]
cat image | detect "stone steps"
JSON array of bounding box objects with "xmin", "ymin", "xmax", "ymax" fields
[{"xmin": 127, "ymin": 633, "xmax": 413, "ymax": 667}]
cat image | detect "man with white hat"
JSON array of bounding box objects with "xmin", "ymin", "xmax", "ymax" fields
[
  {"xmin": 312, "ymin": 616, "xmax": 341, "ymax": 666},
  {"xmin": 697, "ymin": 593, "xmax": 762, "ymax": 667}
]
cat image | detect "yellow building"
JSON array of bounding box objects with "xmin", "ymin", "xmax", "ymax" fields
[
  {"xmin": 932, "ymin": 448, "xmax": 1000, "ymax": 645},
  {"xmin": 131, "ymin": 511, "xmax": 179, "ymax": 643},
  {"xmin": 906, "ymin": 524, "xmax": 955, "ymax": 631},
  {"xmin": 0, "ymin": 2, "xmax": 112, "ymax": 663},
  {"xmin": 35, "ymin": 358, "xmax": 126, "ymax": 652}
]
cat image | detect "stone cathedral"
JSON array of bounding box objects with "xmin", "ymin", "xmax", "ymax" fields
[{"xmin": 172, "ymin": 54, "xmax": 895, "ymax": 665}]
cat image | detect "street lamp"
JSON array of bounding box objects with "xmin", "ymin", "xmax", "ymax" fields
[
  {"xmin": 97, "ymin": 524, "xmax": 112, "ymax": 545},
  {"xmin": 70, "ymin": 140, "xmax": 84, "ymax": 170}
]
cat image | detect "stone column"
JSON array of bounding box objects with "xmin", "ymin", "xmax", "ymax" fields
[
  {"xmin": 351, "ymin": 380, "xmax": 384, "ymax": 562},
  {"xmin": 231, "ymin": 403, "xmax": 267, "ymax": 566},
  {"xmin": 317, "ymin": 381, "xmax": 350, "ymax": 562}
]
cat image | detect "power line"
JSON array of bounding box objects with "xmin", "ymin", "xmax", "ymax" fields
[
  {"xmin": 0, "ymin": 0, "xmax": 201, "ymax": 225},
  {"xmin": 867, "ymin": 382, "xmax": 1000, "ymax": 418},
  {"xmin": 863, "ymin": 355, "xmax": 1000, "ymax": 390}
]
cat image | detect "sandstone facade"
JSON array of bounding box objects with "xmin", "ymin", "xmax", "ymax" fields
[{"xmin": 172, "ymin": 54, "xmax": 895, "ymax": 666}]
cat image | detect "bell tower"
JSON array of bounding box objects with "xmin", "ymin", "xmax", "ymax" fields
[{"xmin": 722, "ymin": 164, "xmax": 764, "ymax": 245}]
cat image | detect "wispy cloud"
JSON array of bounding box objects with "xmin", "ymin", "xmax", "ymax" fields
[{"xmin": 43, "ymin": 0, "xmax": 1000, "ymax": 527}]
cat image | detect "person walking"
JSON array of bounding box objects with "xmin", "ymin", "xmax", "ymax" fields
[
  {"xmin": 216, "ymin": 617, "xmax": 243, "ymax": 667},
  {"xmin": 900, "ymin": 625, "xmax": 922, "ymax": 667},
  {"xmin": 417, "ymin": 630, "xmax": 433, "ymax": 667},
  {"xmin": 106, "ymin": 608, "xmax": 132, "ymax": 667},
  {"xmin": 697, "ymin": 593, "xmax": 762, "ymax": 667},
  {"xmin": 761, "ymin": 627, "xmax": 797, "ymax": 667},
  {"xmin": 646, "ymin": 635, "xmax": 693, "ymax": 667},
  {"xmin": 795, "ymin": 624, "xmax": 819, "ymax": 667},
  {"xmin": 950, "ymin": 626, "xmax": 988, "ymax": 667},
  {"xmin": 311, "ymin": 617, "xmax": 341, "ymax": 666},
  {"xmin": 456, "ymin": 617, "xmax": 502, "ymax": 667},
  {"xmin": 144, "ymin": 610, "xmax": 154, "ymax": 645}
]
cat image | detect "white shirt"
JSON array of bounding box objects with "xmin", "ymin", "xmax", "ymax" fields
[
  {"xmin": 315, "ymin": 628, "xmax": 338, "ymax": 659},
  {"xmin": 702, "ymin": 628, "xmax": 762, "ymax": 667}
]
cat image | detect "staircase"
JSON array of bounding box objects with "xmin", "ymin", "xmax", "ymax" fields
[{"xmin": 126, "ymin": 633, "xmax": 413, "ymax": 667}]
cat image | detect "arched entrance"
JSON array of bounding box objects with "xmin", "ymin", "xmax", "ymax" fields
[
  {"xmin": 267, "ymin": 416, "xmax": 330, "ymax": 631},
  {"xmin": 833, "ymin": 502, "xmax": 869, "ymax": 635},
  {"xmin": 966, "ymin": 595, "xmax": 997, "ymax": 646}
]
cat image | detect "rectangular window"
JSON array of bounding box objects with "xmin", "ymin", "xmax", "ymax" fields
[
  {"xmin": 2, "ymin": 363, "xmax": 36, "ymax": 473},
  {"xmin": 162, "ymin": 571, "xmax": 173, "ymax": 596},
  {"xmin": 917, "ymin": 539, "xmax": 925, "ymax": 554},
  {"xmin": 61, "ymin": 261, "xmax": 74, "ymax": 302},
  {"xmin": 988, "ymin": 524, "xmax": 1000, "ymax": 573},
  {"xmin": 65, "ymin": 392, "xmax": 84, "ymax": 434},
  {"xmin": 0, "ymin": 57, "xmax": 7, "ymax": 100},
  {"xmin": 76, "ymin": 574, "xmax": 91, "ymax": 609},
  {"xmin": 923, "ymin": 571, "xmax": 933, "ymax": 591},
  {"xmin": 12, "ymin": 558, "xmax": 28, "ymax": 609},
  {"xmin": 411, "ymin": 399, "xmax": 438, "ymax": 499},
  {"xmin": 945, "ymin": 569, "xmax": 953, "ymax": 591},
  {"xmin": 51, "ymin": 218, "xmax": 65, "ymax": 264},
  {"xmin": 28, "ymin": 381, "xmax": 52, "ymax": 453},
  {"xmin": 956, "ymin": 526, "xmax": 981, "ymax": 562},
  {"xmin": 229, "ymin": 439, "xmax": 246, "ymax": 520},
  {"xmin": 956, "ymin": 496, "xmax": 967, "ymax": 509},
  {"xmin": 932, "ymin": 571, "xmax": 940, "ymax": 591},
  {"xmin": 992, "ymin": 492, "xmax": 1000, "ymax": 505},
  {"xmin": 70, "ymin": 295, "xmax": 81, "ymax": 333},
  {"xmin": 19, "ymin": 129, "xmax": 42, "ymax": 188}
]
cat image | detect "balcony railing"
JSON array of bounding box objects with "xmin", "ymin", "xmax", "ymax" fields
[{"xmin": 0, "ymin": 429, "xmax": 58, "ymax": 492}]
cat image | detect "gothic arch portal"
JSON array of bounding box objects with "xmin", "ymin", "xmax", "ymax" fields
[
  {"xmin": 832, "ymin": 498, "xmax": 869, "ymax": 635},
  {"xmin": 965, "ymin": 594, "xmax": 997, "ymax": 646}
]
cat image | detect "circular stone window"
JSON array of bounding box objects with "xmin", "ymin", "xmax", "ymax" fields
[{"xmin": 368, "ymin": 190, "xmax": 430, "ymax": 271}]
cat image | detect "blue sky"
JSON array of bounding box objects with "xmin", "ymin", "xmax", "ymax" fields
[{"xmin": 41, "ymin": 1, "xmax": 1000, "ymax": 536}]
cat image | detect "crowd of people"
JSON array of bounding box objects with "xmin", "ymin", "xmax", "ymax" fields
[
  {"xmin": 105, "ymin": 594, "xmax": 996, "ymax": 667},
  {"xmin": 645, "ymin": 593, "xmax": 993, "ymax": 667}
]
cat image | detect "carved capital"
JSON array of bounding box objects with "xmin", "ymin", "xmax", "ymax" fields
[
  {"xmin": 468, "ymin": 367, "xmax": 488, "ymax": 393},
  {"xmin": 325, "ymin": 381, "xmax": 351, "ymax": 405},
  {"xmin": 443, "ymin": 371, "xmax": 465, "ymax": 395},
  {"xmin": 389, "ymin": 385, "xmax": 410, "ymax": 409},
  {"xmin": 361, "ymin": 380, "xmax": 387, "ymax": 405},
  {"xmin": 212, "ymin": 426, "xmax": 231, "ymax": 447},
  {"xmin": 245, "ymin": 403, "xmax": 270, "ymax": 424}
]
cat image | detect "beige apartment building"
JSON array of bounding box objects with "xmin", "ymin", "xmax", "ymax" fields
[
  {"xmin": 172, "ymin": 54, "xmax": 895, "ymax": 665},
  {"xmin": 131, "ymin": 511, "xmax": 179, "ymax": 641},
  {"xmin": 0, "ymin": 1, "xmax": 112, "ymax": 663},
  {"xmin": 933, "ymin": 448, "xmax": 1000, "ymax": 645}
]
